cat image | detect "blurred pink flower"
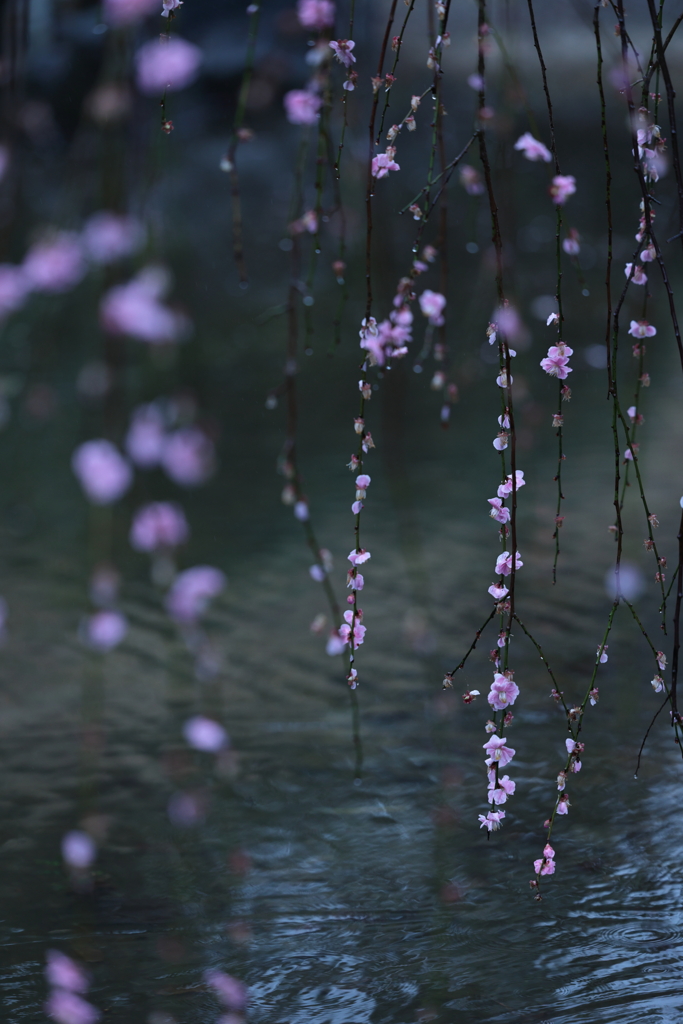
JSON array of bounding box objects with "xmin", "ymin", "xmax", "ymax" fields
[
  {"xmin": 86, "ymin": 610, "xmax": 128, "ymax": 651},
  {"xmin": 103, "ymin": 0, "xmax": 158, "ymax": 25},
  {"xmin": 61, "ymin": 830, "xmax": 96, "ymax": 869},
  {"xmin": 81, "ymin": 212, "xmax": 145, "ymax": 264},
  {"xmin": 0, "ymin": 264, "xmax": 29, "ymax": 318},
  {"xmin": 549, "ymin": 174, "xmax": 576, "ymax": 205},
  {"xmin": 161, "ymin": 427, "xmax": 215, "ymax": 486},
  {"xmin": 628, "ymin": 319, "xmax": 656, "ymax": 338},
  {"xmin": 183, "ymin": 716, "xmax": 228, "ymax": 752},
  {"xmin": 326, "ymin": 630, "xmax": 347, "ymax": 655},
  {"xmin": 130, "ymin": 502, "xmax": 189, "ymax": 551},
  {"xmin": 297, "ymin": 0, "xmax": 335, "ymax": 29},
  {"xmin": 204, "ymin": 970, "xmax": 249, "ymax": 1009},
  {"xmin": 72, "ymin": 440, "xmax": 132, "ymax": 504},
  {"xmin": 23, "ymin": 233, "xmax": 86, "ymax": 293},
  {"xmin": 625, "ymin": 262, "xmax": 647, "ymax": 285},
  {"xmin": 46, "ymin": 951, "xmax": 89, "ymax": 993},
  {"xmin": 284, "ymin": 90, "xmax": 322, "ymax": 125},
  {"xmin": 459, "ymin": 164, "xmax": 484, "ymax": 195},
  {"xmin": 514, "ymin": 132, "xmax": 551, "ymax": 162},
  {"xmin": 419, "ymin": 289, "xmax": 446, "ymax": 325},
  {"xmin": 165, "ymin": 565, "xmax": 226, "ymax": 622},
  {"xmin": 125, "ymin": 403, "xmax": 166, "ymax": 467},
  {"xmin": 45, "ymin": 990, "xmax": 100, "ymax": 1024},
  {"xmin": 101, "ymin": 267, "xmax": 189, "ymax": 344},
  {"xmin": 135, "ymin": 37, "xmax": 202, "ymax": 94},
  {"xmin": 161, "ymin": 0, "xmax": 183, "ymax": 15}
]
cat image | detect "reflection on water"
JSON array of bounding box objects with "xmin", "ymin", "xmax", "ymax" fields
[{"xmin": 0, "ymin": 0, "xmax": 682, "ymax": 1021}]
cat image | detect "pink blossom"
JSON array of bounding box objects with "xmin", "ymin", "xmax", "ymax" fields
[
  {"xmin": 625, "ymin": 262, "xmax": 647, "ymax": 285},
  {"xmin": 183, "ymin": 716, "xmax": 228, "ymax": 752},
  {"xmin": 487, "ymin": 773, "xmax": 515, "ymax": 804},
  {"xmin": 339, "ymin": 609, "xmax": 366, "ymax": 647},
  {"xmin": 45, "ymin": 990, "xmax": 100, "ymax": 1024},
  {"xmin": 101, "ymin": 267, "xmax": 189, "ymax": 344},
  {"xmin": 165, "ymin": 565, "xmax": 226, "ymax": 622},
  {"xmin": 495, "ymin": 550, "xmax": 523, "ymax": 577},
  {"xmin": 497, "ymin": 470, "xmax": 525, "ymax": 498},
  {"xmin": 514, "ymin": 132, "xmax": 552, "ymax": 163},
  {"xmin": 204, "ymin": 970, "xmax": 249, "ymax": 1010},
  {"xmin": 478, "ymin": 809, "xmax": 506, "ymax": 831},
  {"xmin": 533, "ymin": 855, "xmax": 555, "ymax": 876},
  {"xmin": 23, "ymin": 233, "xmax": 86, "ymax": 293},
  {"xmin": 496, "ymin": 371, "xmax": 512, "ymax": 388},
  {"xmin": 487, "ymin": 672, "xmax": 520, "ymax": 710},
  {"xmin": 135, "ymin": 37, "xmax": 202, "ymax": 95},
  {"xmin": 86, "ymin": 610, "xmax": 128, "ymax": 651},
  {"xmin": 356, "ymin": 473, "xmax": 371, "ymax": 491},
  {"xmin": 482, "ymin": 734, "xmax": 516, "ymax": 766},
  {"xmin": 628, "ymin": 319, "xmax": 656, "ymax": 338},
  {"xmin": 297, "ymin": 0, "xmax": 335, "ymax": 29},
  {"xmin": 61, "ymin": 830, "xmax": 96, "ymax": 869},
  {"xmin": 566, "ymin": 738, "xmax": 577, "ymax": 755},
  {"xmin": 103, "ymin": 0, "xmax": 158, "ymax": 25},
  {"xmin": 596, "ymin": 644, "xmax": 608, "ymax": 663},
  {"xmin": 310, "ymin": 564, "xmax": 326, "ymax": 581},
  {"xmin": 371, "ymin": 148, "xmax": 400, "ymax": 179},
  {"xmin": 81, "ymin": 211, "xmax": 145, "ymax": 264},
  {"xmin": 418, "ymin": 289, "xmax": 446, "ymax": 326},
  {"xmin": 284, "ymin": 90, "xmax": 322, "ymax": 125},
  {"xmin": 161, "ymin": 427, "xmax": 215, "ymax": 486},
  {"xmin": 0, "ymin": 264, "xmax": 30, "ymax": 318},
  {"xmin": 651, "ymin": 674, "xmax": 664, "ymax": 692},
  {"xmin": 329, "ymin": 39, "xmax": 355, "ymax": 67},
  {"xmin": 351, "ymin": 500, "xmax": 363, "ymax": 514},
  {"xmin": 348, "ymin": 548, "xmax": 371, "ymax": 565},
  {"xmin": 488, "ymin": 498, "xmax": 510, "ymax": 524},
  {"xmin": 540, "ymin": 343, "xmax": 573, "ymax": 379},
  {"xmin": 549, "ymin": 174, "xmax": 576, "ymax": 205},
  {"xmin": 161, "ymin": 0, "xmax": 183, "ymax": 16},
  {"xmin": 640, "ymin": 243, "xmax": 656, "ymax": 262},
  {"xmin": 347, "ymin": 572, "xmax": 364, "ymax": 590},
  {"xmin": 125, "ymin": 403, "xmax": 166, "ymax": 467},
  {"xmin": 657, "ymin": 650, "xmax": 667, "ymax": 670},
  {"xmin": 557, "ymin": 793, "xmax": 570, "ymax": 814},
  {"xmin": 492, "ymin": 434, "xmax": 508, "ymax": 452},
  {"xmin": 130, "ymin": 502, "xmax": 189, "ymax": 551},
  {"xmin": 72, "ymin": 440, "xmax": 132, "ymax": 505},
  {"xmin": 46, "ymin": 952, "xmax": 89, "ymax": 993},
  {"xmin": 488, "ymin": 582, "xmax": 509, "ymax": 600}
]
